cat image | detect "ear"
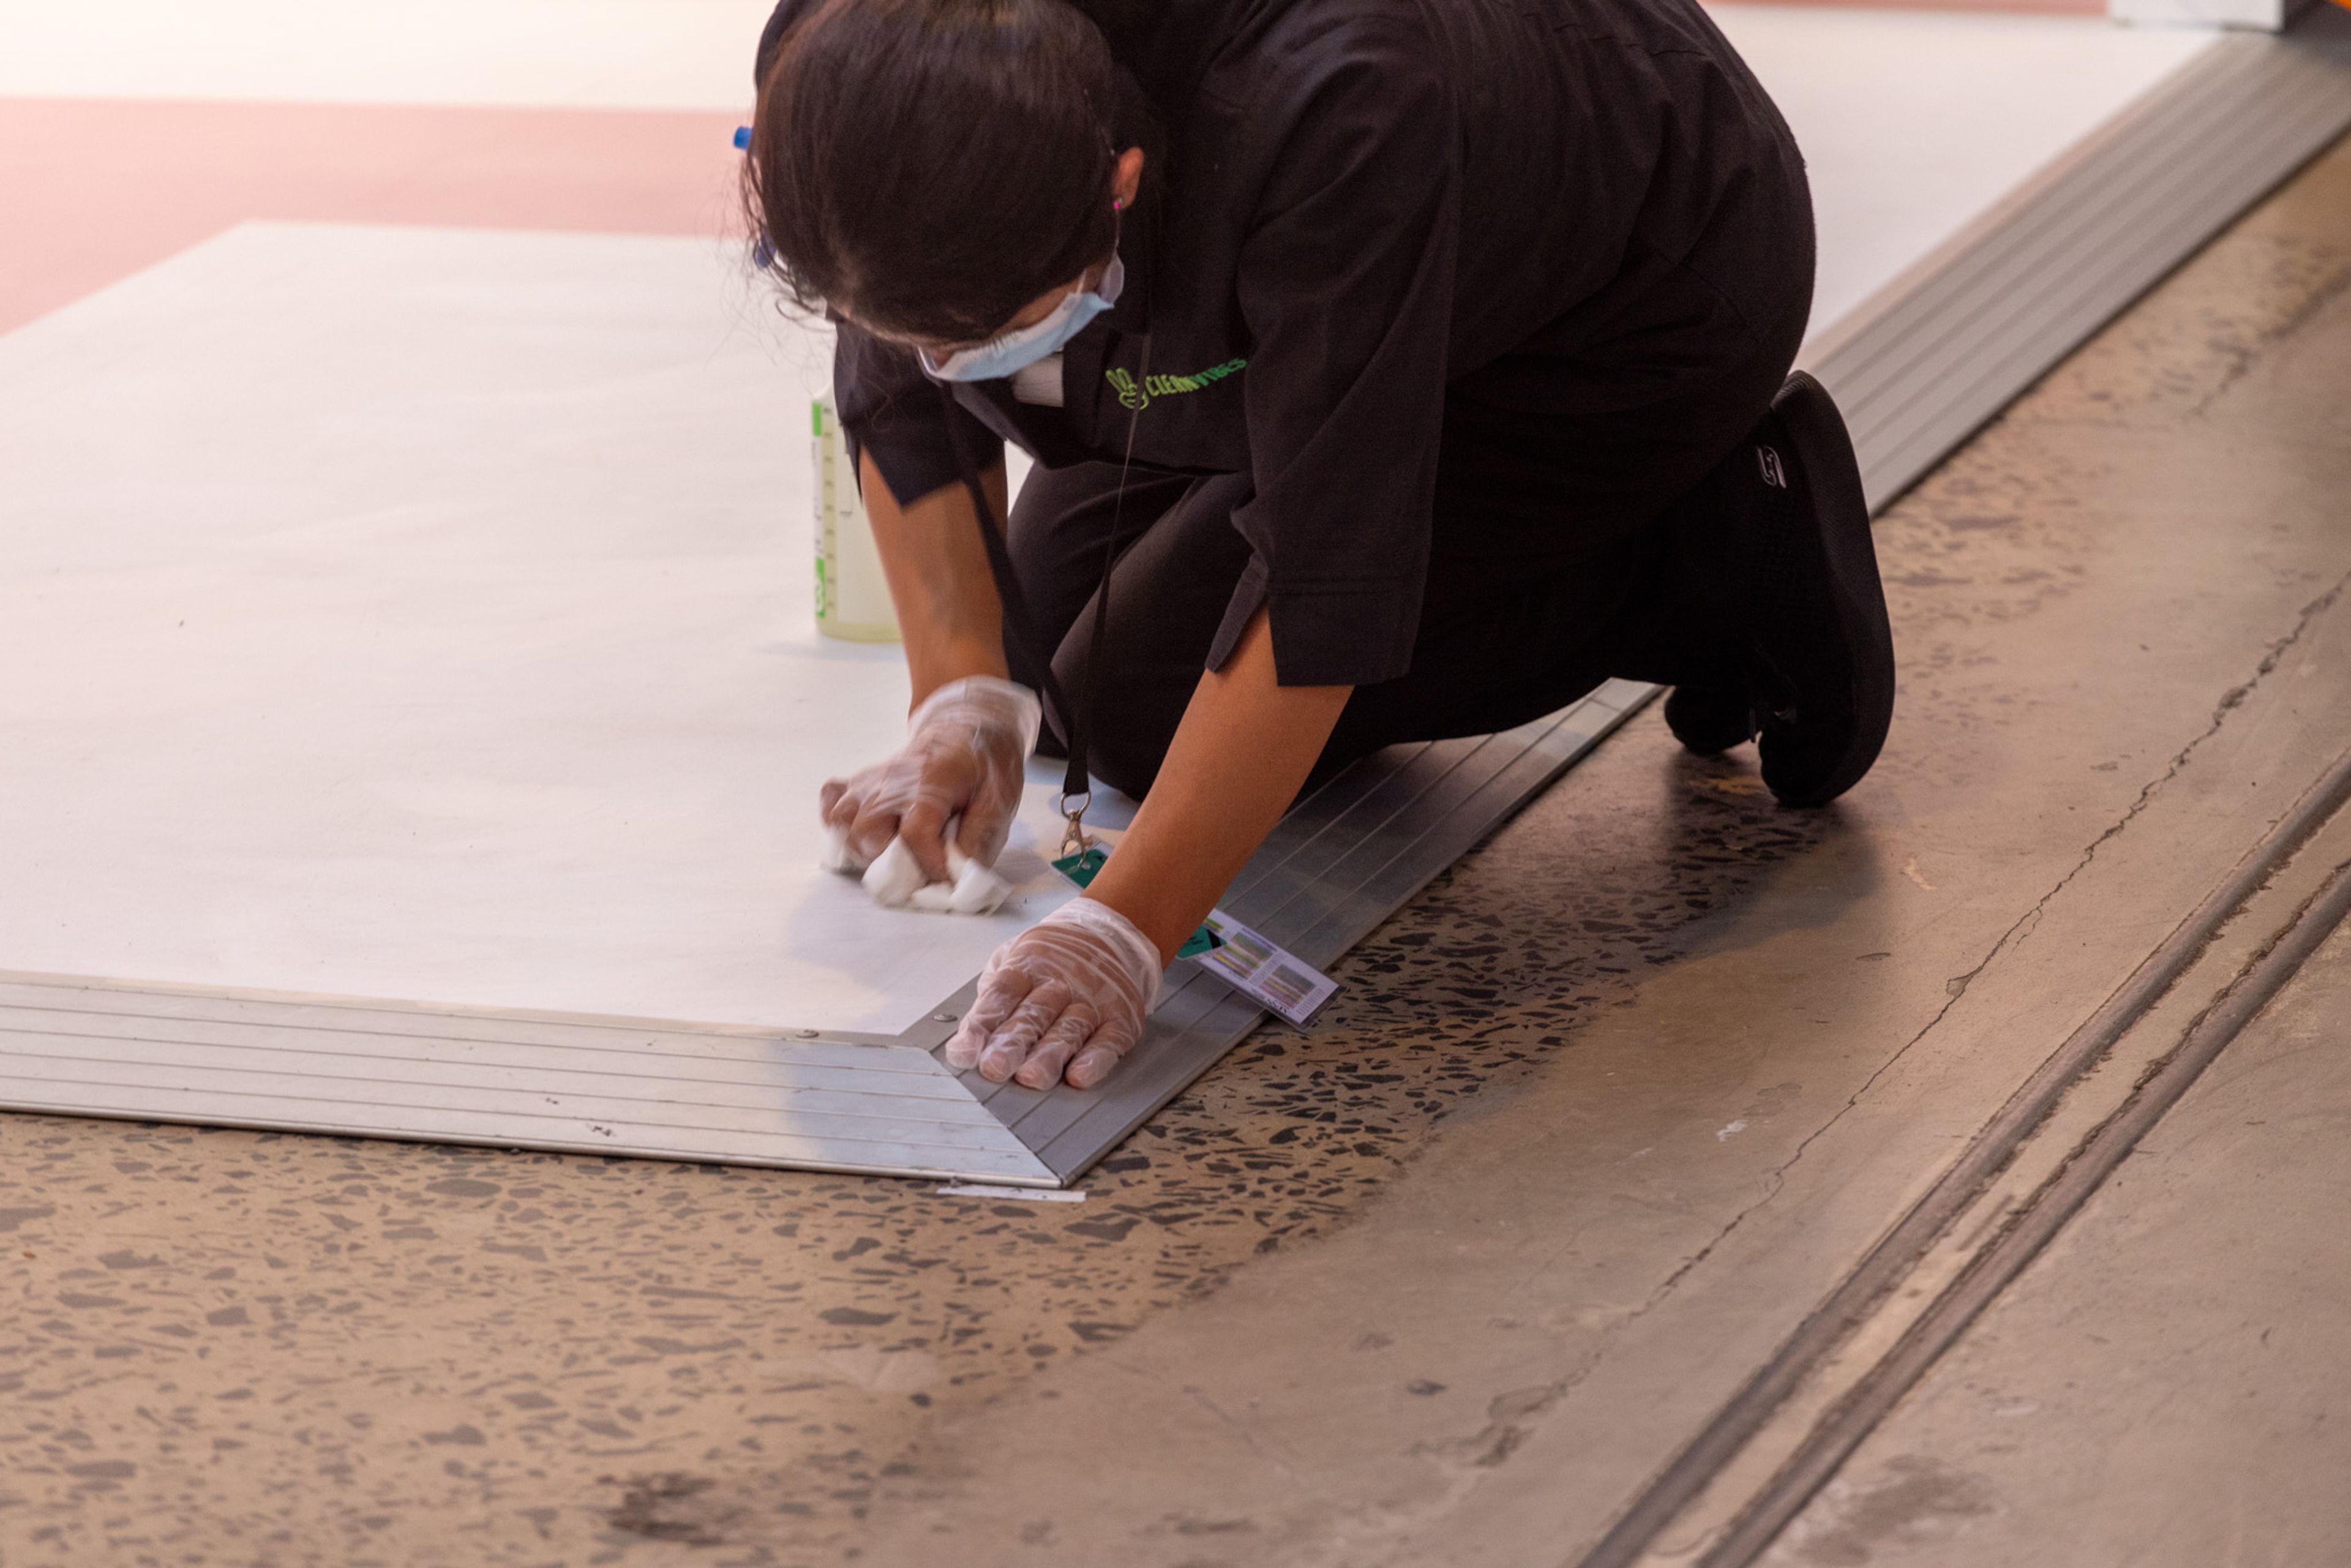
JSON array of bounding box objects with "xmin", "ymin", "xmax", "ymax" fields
[{"xmin": 1112, "ymin": 146, "xmax": 1146, "ymax": 209}]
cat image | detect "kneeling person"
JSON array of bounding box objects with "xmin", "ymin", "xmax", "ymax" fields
[{"xmin": 745, "ymin": 0, "xmax": 1895, "ymax": 1090}]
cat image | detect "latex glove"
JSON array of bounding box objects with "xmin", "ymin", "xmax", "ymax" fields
[
  {"xmin": 946, "ymin": 896, "xmax": 1165, "ymax": 1089},
  {"xmin": 819, "ymin": 675, "xmax": 1041, "ymax": 883}
]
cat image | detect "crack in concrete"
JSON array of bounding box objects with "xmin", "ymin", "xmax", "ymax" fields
[
  {"xmin": 1635, "ymin": 571, "xmax": 2351, "ymax": 1314},
  {"xmin": 2189, "ymin": 254, "xmax": 2351, "ymax": 419},
  {"xmin": 1182, "ymin": 1384, "xmax": 1303, "ymax": 1482}
]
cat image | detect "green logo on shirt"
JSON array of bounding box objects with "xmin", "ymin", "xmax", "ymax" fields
[{"xmin": 1106, "ymin": 358, "xmax": 1247, "ymax": 411}]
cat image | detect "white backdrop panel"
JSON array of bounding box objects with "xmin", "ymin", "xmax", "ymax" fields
[{"xmin": 0, "ymin": 222, "xmax": 1087, "ymax": 1033}]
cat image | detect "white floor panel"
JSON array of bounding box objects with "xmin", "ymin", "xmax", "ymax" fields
[{"xmin": 0, "ymin": 222, "xmax": 1088, "ymax": 1035}]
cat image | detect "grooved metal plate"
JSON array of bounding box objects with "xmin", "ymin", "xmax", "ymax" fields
[{"xmin": 0, "ymin": 973, "xmax": 1053, "ymax": 1184}]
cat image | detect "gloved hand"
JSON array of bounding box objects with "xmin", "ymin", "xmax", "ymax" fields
[
  {"xmin": 945, "ymin": 896, "xmax": 1166, "ymax": 1089},
  {"xmin": 819, "ymin": 675, "xmax": 1041, "ymax": 883}
]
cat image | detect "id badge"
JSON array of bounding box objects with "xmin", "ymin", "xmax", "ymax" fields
[{"xmin": 1052, "ymin": 849, "xmax": 1340, "ymax": 1025}]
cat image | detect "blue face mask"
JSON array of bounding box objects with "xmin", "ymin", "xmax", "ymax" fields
[{"xmin": 920, "ymin": 255, "xmax": 1124, "ymax": 383}]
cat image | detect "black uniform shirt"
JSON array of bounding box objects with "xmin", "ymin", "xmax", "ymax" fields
[{"xmin": 756, "ymin": 0, "xmax": 1809, "ymax": 687}]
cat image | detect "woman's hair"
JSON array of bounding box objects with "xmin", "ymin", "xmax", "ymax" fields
[{"xmin": 744, "ymin": 0, "xmax": 1122, "ymax": 343}]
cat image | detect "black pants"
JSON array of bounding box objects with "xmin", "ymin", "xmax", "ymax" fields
[{"xmin": 1005, "ymin": 296, "xmax": 1809, "ymax": 801}]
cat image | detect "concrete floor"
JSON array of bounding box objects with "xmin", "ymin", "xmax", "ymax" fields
[
  {"xmin": 1762, "ymin": 920, "xmax": 2351, "ymax": 1568},
  {"xmin": 4, "ymin": 125, "xmax": 2351, "ymax": 1568}
]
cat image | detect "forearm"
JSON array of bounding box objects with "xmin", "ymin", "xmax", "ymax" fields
[
  {"xmin": 859, "ymin": 451, "xmax": 1010, "ymax": 706},
  {"xmin": 1085, "ymin": 608, "xmax": 1352, "ymax": 962}
]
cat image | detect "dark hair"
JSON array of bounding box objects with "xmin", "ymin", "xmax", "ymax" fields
[{"xmin": 744, "ymin": 0, "xmax": 1122, "ymax": 343}]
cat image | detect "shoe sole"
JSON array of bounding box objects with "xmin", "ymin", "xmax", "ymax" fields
[
  {"xmin": 1664, "ymin": 683, "xmax": 1755, "ymax": 755},
  {"xmin": 1760, "ymin": 371, "xmax": 1895, "ymax": 807}
]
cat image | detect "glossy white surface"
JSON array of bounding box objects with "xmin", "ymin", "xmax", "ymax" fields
[{"xmin": 0, "ymin": 222, "xmax": 1088, "ymax": 1032}]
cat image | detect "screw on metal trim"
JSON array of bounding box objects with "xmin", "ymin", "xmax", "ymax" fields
[{"xmin": 793, "ymin": 1029, "xmax": 819, "ymax": 1038}]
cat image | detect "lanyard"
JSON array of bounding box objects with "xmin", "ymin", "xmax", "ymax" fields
[{"xmin": 935, "ymin": 345, "xmax": 1147, "ymax": 859}]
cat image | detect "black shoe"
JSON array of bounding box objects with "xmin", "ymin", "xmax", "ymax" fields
[
  {"xmin": 1663, "ymin": 683, "xmax": 1755, "ymax": 756},
  {"xmin": 1741, "ymin": 373, "xmax": 1895, "ymax": 808}
]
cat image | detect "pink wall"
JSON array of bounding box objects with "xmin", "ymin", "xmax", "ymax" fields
[{"xmin": 1, "ymin": 99, "xmax": 747, "ymax": 334}]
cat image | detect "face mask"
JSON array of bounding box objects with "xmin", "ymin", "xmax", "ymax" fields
[{"xmin": 920, "ymin": 255, "xmax": 1124, "ymax": 383}]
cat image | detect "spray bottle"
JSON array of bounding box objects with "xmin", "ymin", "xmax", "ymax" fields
[{"xmin": 811, "ymin": 393, "xmax": 899, "ymax": 642}]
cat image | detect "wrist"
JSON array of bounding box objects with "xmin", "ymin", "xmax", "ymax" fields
[
  {"xmin": 906, "ymin": 636, "xmax": 1012, "ymax": 713},
  {"xmin": 1059, "ymin": 893, "xmax": 1169, "ymax": 997},
  {"xmin": 1079, "ymin": 876, "xmax": 1199, "ymax": 970},
  {"xmin": 910, "ymin": 675, "xmax": 1043, "ymax": 754}
]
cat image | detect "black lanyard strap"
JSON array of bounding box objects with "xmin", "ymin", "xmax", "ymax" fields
[
  {"xmin": 933, "ymin": 355, "xmax": 1146, "ymax": 853},
  {"xmin": 937, "ymin": 384, "xmax": 1094, "ymax": 838}
]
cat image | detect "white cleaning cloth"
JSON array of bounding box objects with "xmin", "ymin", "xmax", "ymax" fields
[
  {"xmin": 916, "ymin": 845, "xmax": 1014, "ymax": 915},
  {"xmin": 817, "ymin": 823, "xmax": 869, "ymax": 876},
  {"xmin": 854, "ymin": 831, "xmax": 1014, "ymax": 916},
  {"xmin": 858, "ymin": 836, "xmax": 929, "ymax": 905}
]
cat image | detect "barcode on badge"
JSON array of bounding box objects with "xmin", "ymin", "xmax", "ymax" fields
[{"xmin": 1194, "ymin": 911, "xmax": 1339, "ymax": 1027}]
